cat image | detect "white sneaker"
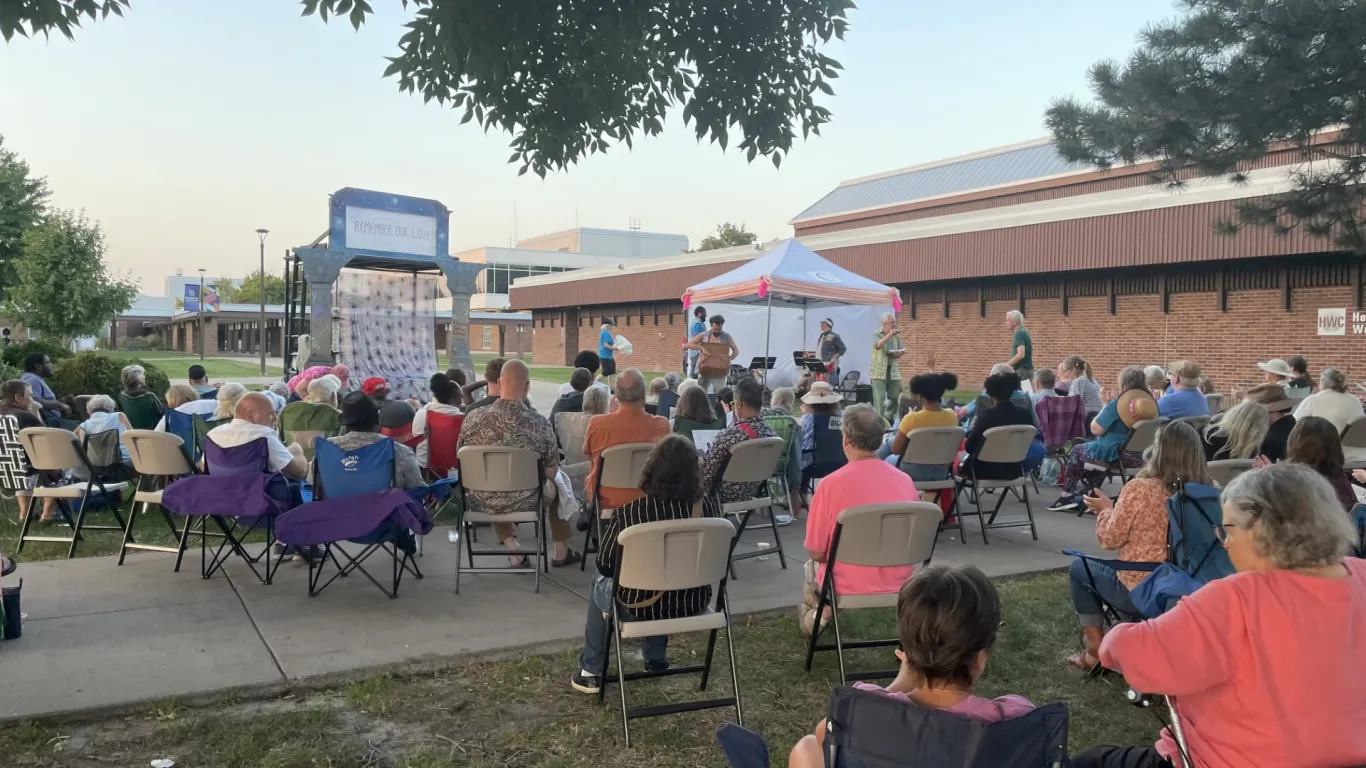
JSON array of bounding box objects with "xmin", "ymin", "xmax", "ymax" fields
[{"xmin": 773, "ymin": 513, "xmax": 794, "ymax": 527}]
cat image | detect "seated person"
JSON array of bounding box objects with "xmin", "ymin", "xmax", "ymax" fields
[
  {"xmin": 1068, "ymin": 422, "xmax": 1209, "ymax": 669},
  {"xmin": 1058, "ymin": 355, "xmax": 1104, "ymax": 424},
  {"xmin": 549, "ymin": 367, "xmax": 592, "ymax": 425},
  {"xmin": 717, "ymin": 386, "xmax": 735, "ymax": 427},
  {"xmin": 789, "ymin": 565, "xmax": 1035, "ymax": 767},
  {"xmin": 959, "ymin": 363, "xmax": 1038, "ymax": 429},
  {"xmin": 801, "ymin": 405, "xmax": 920, "ymax": 635},
  {"xmin": 1144, "ymin": 365, "xmax": 1169, "ymax": 399},
  {"xmin": 671, "ymin": 381, "xmax": 726, "ymax": 441},
  {"xmin": 0, "ymin": 379, "xmax": 57, "ymax": 523},
  {"xmin": 74, "ymin": 394, "xmax": 132, "ymax": 463},
  {"xmin": 1286, "ymin": 416, "xmax": 1357, "ymax": 511},
  {"xmin": 1156, "ymin": 360, "xmax": 1209, "ymax": 419},
  {"xmin": 1286, "ymin": 354, "xmax": 1313, "ymax": 391},
  {"xmin": 21, "ymin": 352, "xmax": 71, "ymax": 426},
  {"xmin": 877, "ymin": 372, "xmax": 959, "ymax": 482},
  {"xmin": 205, "ymin": 392, "xmax": 308, "ymax": 480},
  {"xmin": 264, "ymin": 382, "xmax": 290, "ymax": 414},
  {"xmin": 556, "ymin": 351, "xmax": 609, "ymax": 398},
  {"xmin": 797, "ymin": 381, "xmax": 843, "ymax": 470},
  {"xmin": 1244, "ymin": 383, "xmax": 1296, "ymax": 462},
  {"xmin": 305, "ymin": 374, "xmax": 342, "ymax": 410},
  {"xmin": 960, "ymin": 371, "xmax": 1036, "ymax": 481},
  {"xmin": 582, "ymin": 369, "xmax": 670, "ymax": 510},
  {"xmin": 1073, "ymin": 464, "xmax": 1366, "ymax": 768},
  {"xmin": 411, "ymin": 374, "xmax": 462, "ymax": 469},
  {"xmin": 456, "ymin": 360, "xmax": 580, "ymax": 568},
  {"xmin": 444, "ymin": 367, "xmax": 469, "ymax": 407},
  {"xmin": 188, "ymin": 364, "xmax": 217, "ymax": 397},
  {"xmin": 699, "ymin": 378, "xmax": 776, "ymax": 504},
  {"xmin": 319, "ymin": 391, "xmax": 424, "ymax": 489},
  {"xmin": 570, "ymin": 435, "xmax": 721, "ymax": 694},
  {"xmin": 213, "ymin": 382, "xmax": 250, "ymax": 421},
  {"xmin": 647, "ymin": 377, "xmax": 667, "ymax": 405},
  {"xmin": 657, "ymin": 372, "xmax": 682, "ymax": 419},
  {"xmin": 1202, "ymin": 400, "xmax": 1268, "ymax": 461},
  {"xmin": 1030, "ymin": 368, "xmax": 1061, "ymax": 405},
  {"xmin": 760, "ymin": 386, "xmax": 804, "ymax": 519},
  {"xmin": 155, "ymin": 383, "xmax": 218, "ymax": 431},
  {"xmin": 1048, "ymin": 366, "xmax": 1155, "ymax": 512},
  {"xmin": 1294, "ymin": 367, "xmax": 1365, "ymax": 465}
]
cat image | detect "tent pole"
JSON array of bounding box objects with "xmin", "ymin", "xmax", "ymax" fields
[{"xmin": 763, "ymin": 292, "xmax": 773, "ymax": 393}]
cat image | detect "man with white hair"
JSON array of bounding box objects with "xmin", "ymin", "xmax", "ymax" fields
[
  {"xmin": 1005, "ymin": 310, "xmax": 1033, "ymax": 383},
  {"xmin": 870, "ymin": 312, "xmax": 904, "ymax": 422},
  {"xmin": 206, "ymin": 392, "xmax": 308, "ymax": 480}
]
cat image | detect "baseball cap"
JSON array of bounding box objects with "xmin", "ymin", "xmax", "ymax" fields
[{"xmin": 361, "ymin": 377, "xmax": 388, "ymax": 396}]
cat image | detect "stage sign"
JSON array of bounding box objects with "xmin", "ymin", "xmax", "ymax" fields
[
  {"xmin": 329, "ymin": 187, "xmax": 450, "ymax": 261},
  {"xmin": 184, "ymin": 284, "xmax": 220, "ymax": 313}
]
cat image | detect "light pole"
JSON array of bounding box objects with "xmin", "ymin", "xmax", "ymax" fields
[
  {"xmin": 197, "ymin": 268, "xmax": 207, "ymax": 360},
  {"xmin": 256, "ymin": 228, "xmax": 269, "ymax": 375}
]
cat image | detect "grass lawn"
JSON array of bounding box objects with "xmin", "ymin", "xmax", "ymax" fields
[
  {"xmin": 101, "ymin": 351, "xmax": 270, "ymax": 380},
  {"xmin": 0, "ymin": 572, "xmax": 1157, "ymax": 767}
]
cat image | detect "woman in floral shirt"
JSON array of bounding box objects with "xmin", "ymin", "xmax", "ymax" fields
[{"xmin": 1066, "ymin": 421, "xmax": 1211, "ymax": 669}]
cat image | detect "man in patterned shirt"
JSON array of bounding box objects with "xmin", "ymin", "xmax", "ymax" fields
[
  {"xmin": 699, "ymin": 377, "xmax": 776, "ymax": 503},
  {"xmin": 456, "ymin": 360, "xmax": 581, "ymax": 567}
]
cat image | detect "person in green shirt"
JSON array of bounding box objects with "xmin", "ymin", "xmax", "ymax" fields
[
  {"xmin": 1006, "ymin": 310, "xmax": 1033, "ymax": 383},
  {"xmin": 870, "ymin": 312, "xmax": 904, "ymax": 423}
]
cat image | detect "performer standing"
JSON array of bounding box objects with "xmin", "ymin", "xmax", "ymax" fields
[
  {"xmin": 682, "ymin": 305, "xmax": 707, "ymax": 378},
  {"xmin": 816, "ymin": 318, "xmax": 846, "ymax": 383},
  {"xmin": 687, "ymin": 314, "xmax": 739, "ymax": 394},
  {"xmin": 1005, "ymin": 310, "xmax": 1033, "ymax": 385},
  {"xmin": 871, "ymin": 312, "xmax": 904, "ymax": 422}
]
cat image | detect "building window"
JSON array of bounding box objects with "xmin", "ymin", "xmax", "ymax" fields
[{"xmin": 482, "ymin": 325, "xmax": 492, "ymax": 348}]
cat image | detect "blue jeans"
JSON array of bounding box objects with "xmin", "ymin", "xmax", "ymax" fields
[
  {"xmin": 1068, "ymin": 557, "xmax": 1140, "ymax": 627},
  {"xmin": 578, "ymin": 572, "xmax": 668, "ymax": 673}
]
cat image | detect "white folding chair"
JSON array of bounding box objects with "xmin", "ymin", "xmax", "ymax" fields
[
  {"xmin": 1342, "ymin": 418, "xmax": 1366, "ymax": 471},
  {"xmin": 582, "ymin": 442, "xmax": 655, "ymax": 571},
  {"xmin": 119, "ymin": 429, "xmax": 201, "ymax": 569},
  {"xmin": 895, "ymin": 426, "xmax": 965, "ymax": 542},
  {"xmin": 954, "ymin": 425, "xmax": 1038, "ymax": 545},
  {"xmin": 455, "ymin": 446, "xmax": 546, "ymax": 593},
  {"xmin": 803, "ymin": 501, "xmax": 941, "ymax": 684},
  {"xmin": 554, "ymin": 411, "xmax": 592, "ymax": 499},
  {"xmin": 599, "ymin": 517, "xmax": 740, "ymax": 747},
  {"xmin": 718, "ymin": 437, "xmax": 787, "ymax": 574},
  {"xmin": 1207, "ymin": 459, "xmax": 1255, "ymax": 489},
  {"xmin": 16, "ymin": 427, "xmax": 131, "ymax": 559}
]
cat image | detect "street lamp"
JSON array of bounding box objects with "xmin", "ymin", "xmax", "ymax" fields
[
  {"xmin": 197, "ymin": 268, "xmax": 207, "ymax": 361},
  {"xmin": 256, "ymin": 228, "xmax": 269, "ymax": 375}
]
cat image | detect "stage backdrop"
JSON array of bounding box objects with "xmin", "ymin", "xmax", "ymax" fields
[
  {"xmin": 335, "ymin": 269, "xmax": 442, "ymax": 401},
  {"xmin": 698, "ymin": 303, "xmax": 892, "ymax": 389}
]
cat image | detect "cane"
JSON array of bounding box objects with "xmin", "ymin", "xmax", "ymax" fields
[{"xmin": 1127, "ymin": 689, "xmax": 1193, "ymax": 767}]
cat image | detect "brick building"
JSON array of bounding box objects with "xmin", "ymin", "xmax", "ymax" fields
[{"xmin": 510, "ymin": 137, "xmax": 1366, "ymax": 394}]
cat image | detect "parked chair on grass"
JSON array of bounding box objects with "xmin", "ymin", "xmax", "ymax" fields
[
  {"xmin": 581, "ymin": 442, "xmax": 654, "ymax": 570},
  {"xmin": 719, "ymin": 437, "xmax": 787, "ymax": 575},
  {"xmin": 118, "ymin": 429, "xmax": 204, "ymax": 570},
  {"xmin": 118, "ymin": 391, "xmax": 165, "ymax": 431},
  {"xmin": 15, "ymin": 427, "xmax": 131, "ymax": 559}
]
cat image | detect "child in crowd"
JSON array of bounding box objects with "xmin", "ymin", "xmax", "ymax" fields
[{"xmin": 788, "ymin": 565, "xmax": 1034, "ymax": 767}]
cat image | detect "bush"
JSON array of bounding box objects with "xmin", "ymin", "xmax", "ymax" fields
[
  {"xmin": 120, "ymin": 335, "xmax": 167, "ymax": 352},
  {"xmin": 48, "ymin": 352, "xmax": 172, "ymax": 400},
  {"xmin": 1, "ymin": 339, "xmax": 73, "ymax": 369},
  {"xmin": 0, "ymin": 361, "xmax": 19, "ymax": 384}
]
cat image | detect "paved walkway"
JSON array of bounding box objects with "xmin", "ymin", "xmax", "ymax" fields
[{"xmin": 1, "ymin": 488, "xmax": 1107, "ymax": 722}]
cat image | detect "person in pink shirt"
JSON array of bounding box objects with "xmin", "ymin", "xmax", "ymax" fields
[
  {"xmin": 1073, "ymin": 463, "xmax": 1366, "ymax": 768},
  {"xmin": 788, "ymin": 565, "xmax": 1035, "ymax": 767},
  {"xmin": 800, "ymin": 404, "xmax": 922, "ymax": 635}
]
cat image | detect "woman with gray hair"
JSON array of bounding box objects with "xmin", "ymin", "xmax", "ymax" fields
[
  {"xmin": 1293, "ymin": 367, "xmax": 1366, "ymax": 465},
  {"xmin": 1049, "ymin": 366, "xmax": 1156, "ymax": 512},
  {"xmin": 117, "ymin": 363, "xmax": 166, "ymax": 429},
  {"xmin": 1072, "ymin": 463, "xmax": 1366, "ymax": 768},
  {"xmin": 74, "ymin": 394, "xmax": 132, "ymax": 462},
  {"xmin": 1142, "ymin": 365, "xmax": 1168, "ymax": 398},
  {"xmin": 213, "ymin": 382, "xmax": 249, "ymax": 421},
  {"xmin": 581, "ymin": 384, "xmax": 610, "ymax": 417},
  {"xmin": 121, "ymin": 364, "xmax": 149, "ymax": 396},
  {"xmin": 306, "ymin": 374, "xmax": 342, "ymax": 409}
]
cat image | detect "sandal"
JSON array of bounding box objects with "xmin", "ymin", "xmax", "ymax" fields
[
  {"xmin": 1066, "ymin": 650, "xmax": 1099, "ymax": 671},
  {"xmin": 552, "ymin": 550, "xmax": 583, "ymax": 568},
  {"xmin": 507, "ymin": 555, "xmax": 530, "ymax": 568}
]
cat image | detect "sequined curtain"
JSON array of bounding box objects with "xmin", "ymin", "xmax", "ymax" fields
[{"xmin": 335, "ymin": 270, "xmax": 441, "ymax": 401}]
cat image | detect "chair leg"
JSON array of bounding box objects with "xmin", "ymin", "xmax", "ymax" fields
[
  {"xmin": 117, "ymin": 493, "xmax": 142, "ymax": 566},
  {"xmin": 1022, "ymin": 483, "xmax": 1038, "ymax": 541},
  {"xmin": 954, "ymin": 487, "xmax": 968, "ymax": 544},
  {"xmin": 804, "ymin": 583, "xmax": 830, "ymax": 671},
  {"xmin": 971, "ymin": 483, "xmax": 990, "ymax": 545},
  {"xmin": 724, "ymin": 612, "xmax": 744, "ymax": 727},
  {"xmin": 613, "ymin": 610, "xmax": 632, "ymax": 748},
  {"xmin": 454, "ymin": 512, "xmax": 464, "ymax": 595},
  {"xmin": 535, "ymin": 512, "xmax": 544, "ymax": 594},
  {"xmin": 766, "ymin": 502, "xmax": 788, "ymax": 570},
  {"xmin": 831, "ymin": 600, "xmax": 848, "ymax": 686},
  {"xmin": 14, "ymin": 501, "xmax": 34, "ymax": 553},
  {"xmin": 598, "ymin": 613, "xmax": 614, "ymax": 704},
  {"xmin": 67, "ymin": 496, "xmax": 91, "ymax": 559},
  {"xmin": 699, "ymin": 628, "xmax": 719, "ymax": 691}
]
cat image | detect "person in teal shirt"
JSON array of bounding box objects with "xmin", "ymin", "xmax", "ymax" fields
[
  {"xmin": 1006, "ymin": 310, "xmax": 1033, "ymax": 383},
  {"xmin": 1047, "ymin": 365, "xmax": 1154, "ymax": 512},
  {"xmin": 597, "ymin": 320, "xmax": 616, "ymax": 386}
]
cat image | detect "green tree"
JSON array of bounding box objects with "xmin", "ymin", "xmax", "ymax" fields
[
  {"xmin": 218, "ymin": 270, "xmax": 286, "ymax": 305},
  {"xmin": 0, "ymin": 0, "xmax": 128, "ymax": 41},
  {"xmin": 0, "ymin": 135, "xmax": 50, "ymax": 299},
  {"xmin": 1046, "ymin": 0, "xmax": 1366, "ymax": 253},
  {"xmin": 7, "ymin": 210, "xmax": 138, "ymax": 344},
  {"xmin": 697, "ymin": 222, "xmax": 759, "ymax": 251},
  {"xmin": 302, "ymin": 0, "xmax": 852, "ymax": 176}
]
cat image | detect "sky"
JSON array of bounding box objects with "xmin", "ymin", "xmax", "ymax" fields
[{"xmin": 0, "ymin": 0, "xmax": 1180, "ymax": 296}]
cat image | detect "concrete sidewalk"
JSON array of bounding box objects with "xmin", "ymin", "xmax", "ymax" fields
[{"xmin": 1, "ymin": 489, "xmax": 1105, "ymax": 723}]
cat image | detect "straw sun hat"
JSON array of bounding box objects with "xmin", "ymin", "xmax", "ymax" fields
[{"xmin": 802, "ymin": 381, "xmax": 842, "ymax": 404}]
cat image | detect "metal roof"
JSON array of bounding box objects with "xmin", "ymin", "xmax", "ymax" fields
[{"xmin": 792, "ymin": 139, "xmax": 1091, "ymax": 222}]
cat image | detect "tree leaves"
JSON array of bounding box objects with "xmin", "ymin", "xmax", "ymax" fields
[
  {"xmin": 1046, "ymin": 0, "xmax": 1366, "ymax": 253},
  {"xmin": 697, "ymin": 222, "xmax": 758, "ymax": 251},
  {"xmin": 0, "ymin": 135, "xmax": 51, "ymax": 302},
  {"xmin": 300, "ymin": 0, "xmax": 853, "ymax": 177},
  {"xmin": 0, "ymin": 0, "xmax": 129, "ymax": 42}
]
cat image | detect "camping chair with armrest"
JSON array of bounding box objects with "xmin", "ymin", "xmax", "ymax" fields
[
  {"xmin": 804, "ymin": 502, "xmax": 941, "ymax": 685},
  {"xmin": 1206, "ymin": 459, "xmax": 1255, "ymax": 488},
  {"xmin": 454, "ymin": 445, "xmax": 547, "ymax": 593},
  {"xmin": 599, "ymin": 517, "xmax": 741, "ymax": 748},
  {"xmin": 1341, "ymin": 418, "xmax": 1366, "ymax": 471},
  {"xmin": 279, "ymin": 402, "xmax": 340, "ymax": 462},
  {"xmin": 190, "ymin": 414, "xmax": 224, "ymax": 465},
  {"xmin": 278, "ymin": 436, "xmax": 426, "ymax": 598},
  {"xmin": 718, "ymin": 437, "xmax": 787, "ymax": 577},
  {"xmin": 118, "ymin": 392, "xmax": 165, "ymax": 431},
  {"xmin": 761, "ymin": 411, "xmax": 798, "ymax": 510},
  {"xmin": 656, "ymin": 390, "xmax": 679, "ymax": 420},
  {"xmin": 582, "ymin": 441, "xmax": 654, "ymax": 571},
  {"xmin": 801, "ymin": 414, "xmax": 848, "ymax": 492},
  {"xmin": 1035, "ymin": 395, "xmax": 1086, "ymax": 456},
  {"xmin": 164, "ymin": 409, "xmax": 199, "ymax": 463},
  {"xmin": 415, "ymin": 411, "xmax": 464, "ymax": 555},
  {"xmin": 380, "ymin": 424, "xmax": 423, "ymax": 450},
  {"xmin": 190, "ymin": 438, "xmax": 290, "ymax": 584},
  {"xmin": 954, "ymin": 425, "xmax": 1038, "ymax": 545},
  {"xmin": 895, "ymin": 426, "xmax": 966, "ymax": 541},
  {"xmin": 15, "ymin": 428, "xmax": 130, "ymax": 559},
  {"xmin": 822, "ymin": 685, "xmax": 1071, "ymax": 768},
  {"xmin": 118, "ymin": 429, "xmax": 206, "ymax": 570}
]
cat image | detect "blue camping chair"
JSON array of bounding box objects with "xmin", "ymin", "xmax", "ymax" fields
[
  {"xmin": 1351, "ymin": 503, "xmax": 1366, "ymax": 557},
  {"xmin": 164, "ymin": 409, "xmax": 198, "ymax": 463}
]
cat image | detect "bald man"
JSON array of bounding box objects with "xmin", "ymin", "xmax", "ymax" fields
[
  {"xmin": 582, "ymin": 368, "xmax": 670, "ymax": 511},
  {"xmin": 205, "ymin": 391, "xmax": 308, "ymax": 480},
  {"xmin": 457, "ymin": 359, "xmax": 582, "ymax": 566}
]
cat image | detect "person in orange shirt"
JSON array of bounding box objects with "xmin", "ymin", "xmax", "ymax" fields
[{"xmin": 582, "ymin": 368, "xmax": 671, "ymax": 511}]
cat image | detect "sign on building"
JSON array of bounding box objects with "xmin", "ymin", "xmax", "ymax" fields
[
  {"xmin": 183, "ymin": 284, "xmax": 220, "ymax": 313},
  {"xmin": 328, "ymin": 188, "xmax": 450, "ymax": 262},
  {"xmin": 1317, "ymin": 308, "xmax": 1366, "ymax": 336}
]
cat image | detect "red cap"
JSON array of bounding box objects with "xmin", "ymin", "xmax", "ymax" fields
[{"xmin": 361, "ymin": 377, "xmax": 388, "ymax": 396}]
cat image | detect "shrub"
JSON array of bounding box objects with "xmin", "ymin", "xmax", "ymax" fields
[
  {"xmin": 120, "ymin": 335, "xmax": 167, "ymax": 352},
  {"xmin": 1, "ymin": 339, "xmax": 73, "ymax": 369},
  {"xmin": 0, "ymin": 361, "xmax": 19, "ymax": 384},
  {"xmin": 48, "ymin": 353, "xmax": 172, "ymax": 400}
]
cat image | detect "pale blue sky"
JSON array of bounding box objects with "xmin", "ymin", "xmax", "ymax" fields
[{"xmin": 0, "ymin": 0, "xmax": 1177, "ymax": 295}]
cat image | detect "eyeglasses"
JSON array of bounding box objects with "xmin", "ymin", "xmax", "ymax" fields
[{"xmin": 1213, "ymin": 522, "xmax": 1241, "ymax": 544}]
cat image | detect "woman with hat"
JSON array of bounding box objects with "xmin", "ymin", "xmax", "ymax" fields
[
  {"xmin": 1256, "ymin": 357, "xmax": 1293, "ymax": 386},
  {"xmin": 323, "ymin": 391, "xmax": 424, "ymax": 489},
  {"xmin": 1243, "ymin": 383, "xmax": 1296, "ymax": 462},
  {"xmin": 1047, "ymin": 366, "xmax": 1156, "ymax": 513},
  {"xmin": 798, "ymin": 381, "xmax": 843, "ymax": 471}
]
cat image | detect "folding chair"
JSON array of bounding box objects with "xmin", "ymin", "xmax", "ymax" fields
[
  {"xmin": 196, "ymin": 438, "xmax": 288, "ymax": 584},
  {"xmin": 294, "ymin": 437, "xmax": 425, "ymax": 598},
  {"xmin": 279, "ymin": 401, "xmax": 340, "ymax": 461},
  {"xmin": 804, "ymin": 501, "xmax": 941, "ymax": 684},
  {"xmin": 164, "ymin": 409, "xmax": 199, "ymax": 462},
  {"xmin": 719, "ymin": 437, "xmax": 787, "ymax": 575},
  {"xmin": 15, "ymin": 428, "xmax": 130, "ymax": 559},
  {"xmin": 801, "ymin": 414, "xmax": 847, "ymax": 491},
  {"xmin": 1171, "ymin": 415, "xmax": 1209, "ymax": 434},
  {"xmin": 838, "ymin": 371, "xmax": 860, "ymax": 403},
  {"xmin": 895, "ymin": 426, "xmax": 965, "ymax": 541},
  {"xmin": 582, "ymin": 441, "xmax": 654, "ymax": 571},
  {"xmin": 656, "ymin": 390, "xmax": 679, "ymax": 420},
  {"xmin": 599, "ymin": 517, "xmax": 741, "ymax": 747},
  {"xmin": 954, "ymin": 425, "xmax": 1037, "ymax": 545},
  {"xmin": 823, "ymin": 685, "xmax": 1070, "ymax": 767},
  {"xmin": 118, "ymin": 429, "xmax": 205, "ymax": 570},
  {"xmin": 1341, "ymin": 418, "xmax": 1366, "ymax": 471},
  {"xmin": 1205, "ymin": 393, "xmax": 1224, "ymax": 414},
  {"xmin": 1098, "ymin": 418, "xmax": 1166, "ymax": 486},
  {"xmin": 0, "ymin": 415, "xmax": 36, "ymax": 535},
  {"xmin": 1206, "ymin": 458, "xmax": 1254, "ymax": 488},
  {"xmin": 554, "ymin": 411, "xmax": 592, "ymax": 501},
  {"xmin": 454, "ymin": 445, "xmax": 547, "ymax": 593},
  {"xmin": 417, "ymin": 411, "xmax": 464, "ymax": 553},
  {"xmin": 190, "ymin": 414, "xmax": 224, "ymax": 463},
  {"xmin": 117, "ymin": 391, "xmax": 165, "ymax": 431}
]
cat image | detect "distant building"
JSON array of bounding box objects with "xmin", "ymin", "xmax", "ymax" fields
[{"xmin": 515, "ymin": 226, "xmax": 689, "ymax": 260}]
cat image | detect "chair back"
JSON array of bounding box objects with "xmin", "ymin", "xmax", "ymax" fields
[
  {"xmin": 1168, "ymin": 482, "xmax": 1235, "ymax": 584},
  {"xmin": 203, "ymin": 437, "xmax": 271, "ymax": 476},
  {"xmin": 164, "ymin": 409, "xmax": 197, "ymax": 457},
  {"xmin": 18, "ymin": 427, "xmax": 83, "ymax": 472},
  {"xmin": 118, "ymin": 392, "xmax": 165, "ymax": 431},
  {"xmin": 721, "ymin": 437, "xmax": 786, "ymax": 484},
  {"xmin": 1171, "ymin": 415, "xmax": 1210, "ymax": 434},
  {"xmin": 192, "ymin": 415, "xmax": 225, "ymax": 459},
  {"xmin": 975, "ymin": 425, "xmax": 1036, "ymax": 464},
  {"xmin": 0, "ymin": 415, "xmax": 31, "ymax": 492},
  {"xmin": 1206, "ymin": 459, "xmax": 1254, "ymax": 488},
  {"xmin": 279, "ymin": 402, "xmax": 340, "ymax": 450},
  {"xmin": 656, "ymin": 390, "xmax": 679, "ymax": 420},
  {"xmin": 900, "ymin": 426, "xmax": 964, "ymax": 466},
  {"xmin": 1034, "ymin": 395, "xmax": 1086, "ymax": 448},
  {"xmin": 426, "ymin": 411, "xmax": 464, "ymax": 475},
  {"xmin": 313, "ymin": 436, "xmax": 395, "ymax": 499},
  {"xmin": 122, "ymin": 430, "xmax": 194, "ymax": 477},
  {"xmin": 1350, "ymin": 503, "xmax": 1366, "ymax": 558},
  {"xmin": 1342, "ymin": 418, "xmax": 1366, "ymax": 451},
  {"xmin": 1205, "ymin": 393, "xmax": 1224, "ymax": 413},
  {"xmin": 199, "ymin": 388, "xmax": 219, "ymax": 401},
  {"xmin": 82, "ymin": 428, "xmax": 126, "ymax": 476},
  {"xmin": 838, "ymin": 371, "xmax": 860, "ymax": 398},
  {"xmin": 832, "ymin": 502, "xmax": 940, "ymax": 568},
  {"xmin": 824, "ymin": 686, "xmax": 1070, "ymax": 768},
  {"xmin": 555, "ymin": 412, "xmax": 592, "ymax": 465},
  {"xmin": 1122, "ymin": 418, "xmax": 1165, "ymax": 455},
  {"xmin": 598, "ymin": 442, "xmax": 654, "ymax": 495},
  {"xmin": 456, "ymin": 445, "xmax": 540, "ymax": 493},
  {"xmin": 644, "ymin": 403, "xmax": 658, "ymax": 415},
  {"xmin": 810, "ymin": 414, "xmax": 847, "ymax": 468},
  {"xmin": 674, "ymin": 415, "xmax": 726, "ymax": 442},
  {"xmin": 291, "ymin": 431, "xmax": 328, "ymax": 461},
  {"xmin": 762, "ymin": 412, "xmax": 798, "ymax": 472},
  {"xmin": 1286, "ymin": 386, "xmax": 1312, "ymax": 402},
  {"xmin": 617, "ymin": 517, "xmax": 737, "ymax": 592}
]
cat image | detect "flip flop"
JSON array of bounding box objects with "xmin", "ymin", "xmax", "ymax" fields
[
  {"xmin": 552, "ymin": 550, "xmax": 583, "ymax": 568},
  {"xmin": 1, "ymin": 556, "xmax": 15, "ymax": 577}
]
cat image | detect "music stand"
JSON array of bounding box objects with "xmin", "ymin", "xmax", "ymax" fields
[{"xmin": 748, "ymin": 356, "xmax": 777, "ymax": 386}]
